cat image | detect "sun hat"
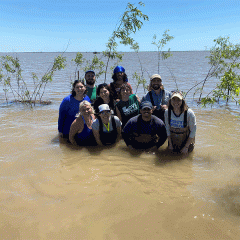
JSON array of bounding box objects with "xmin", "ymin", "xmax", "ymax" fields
[
  {"xmin": 171, "ymin": 92, "xmax": 183, "ymax": 100},
  {"xmin": 113, "ymin": 66, "xmax": 125, "ymax": 74},
  {"xmin": 140, "ymin": 101, "xmax": 153, "ymax": 110},
  {"xmin": 150, "ymin": 74, "xmax": 161, "ymax": 81},
  {"xmin": 85, "ymin": 70, "xmax": 95, "ymax": 75},
  {"xmin": 98, "ymin": 104, "xmax": 110, "ymax": 113}
]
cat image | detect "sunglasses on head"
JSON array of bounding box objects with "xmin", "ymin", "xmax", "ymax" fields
[{"xmin": 171, "ymin": 90, "xmax": 184, "ymax": 96}]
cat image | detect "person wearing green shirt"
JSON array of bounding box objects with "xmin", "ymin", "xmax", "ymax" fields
[{"xmin": 85, "ymin": 70, "xmax": 97, "ymax": 104}]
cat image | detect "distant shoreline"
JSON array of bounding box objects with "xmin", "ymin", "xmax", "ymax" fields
[{"xmin": 0, "ymin": 50, "xmax": 210, "ymax": 54}]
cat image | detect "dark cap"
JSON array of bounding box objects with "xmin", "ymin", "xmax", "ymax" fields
[
  {"xmin": 140, "ymin": 101, "xmax": 153, "ymax": 109},
  {"xmin": 85, "ymin": 70, "xmax": 95, "ymax": 75}
]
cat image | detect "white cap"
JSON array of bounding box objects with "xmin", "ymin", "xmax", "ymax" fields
[
  {"xmin": 171, "ymin": 92, "xmax": 183, "ymax": 100},
  {"xmin": 98, "ymin": 104, "xmax": 110, "ymax": 113},
  {"xmin": 150, "ymin": 74, "xmax": 161, "ymax": 80}
]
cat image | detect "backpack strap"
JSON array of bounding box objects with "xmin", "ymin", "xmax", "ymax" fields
[
  {"xmin": 111, "ymin": 116, "xmax": 117, "ymax": 131},
  {"xmin": 168, "ymin": 109, "xmax": 171, "ymax": 125},
  {"xmin": 184, "ymin": 110, "xmax": 188, "ymax": 128},
  {"xmin": 98, "ymin": 116, "xmax": 103, "ymax": 135},
  {"xmin": 148, "ymin": 91, "xmax": 155, "ymax": 106},
  {"xmin": 162, "ymin": 89, "xmax": 165, "ymax": 104}
]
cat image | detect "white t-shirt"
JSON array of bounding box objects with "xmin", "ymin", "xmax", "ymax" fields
[{"xmin": 164, "ymin": 108, "xmax": 196, "ymax": 138}]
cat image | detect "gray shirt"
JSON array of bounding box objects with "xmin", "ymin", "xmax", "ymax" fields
[
  {"xmin": 92, "ymin": 116, "xmax": 122, "ymax": 132},
  {"xmin": 164, "ymin": 108, "xmax": 196, "ymax": 138}
]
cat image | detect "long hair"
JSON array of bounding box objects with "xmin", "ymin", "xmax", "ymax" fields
[
  {"xmin": 71, "ymin": 80, "xmax": 87, "ymax": 97},
  {"xmin": 148, "ymin": 78, "xmax": 164, "ymax": 91},
  {"xmin": 167, "ymin": 96, "xmax": 188, "ymax": 113},
  {"xmin": 112, "ymin": 72, "xmax": 128, "ymax": 83},
  {"xmin": 96, "ymin": 83, "xmax": 111, "ymax": 96}
]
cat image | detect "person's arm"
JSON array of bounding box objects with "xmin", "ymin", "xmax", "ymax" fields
[
  {"xmin": 116, "ymin": 126, "xmax": 122, "ymax": 142},
  {"xmin": 58, "ymin": 98, "xmax": 68, "ymax": 135},
  {"xmin": 69, "ymin": 117, "xmax": 84, "ymax": 145},
  {"xmin": 156, "ymin": 126, "xmax": 167, "ymax": 148},
  {"xmin": 164, "ymin": 110, "xmax": 172, "ymax": 149},
  {"xmin": 115, "ymin": 106, "xmax": 122, "ymax": 123},
  {"xmin": 92, "ymin": 129, "xmax": 103, "ymax": 146},
  {"xmin": 155, "ymin": 118, "xmax": 167, "ymax": 148},
  {"xmin": 180, "ymin": 137, "xmax": 194, "ymax": 154},
  {"xmin": 181, "ymin": 109, "xmax": 196, "ymax": 154}
]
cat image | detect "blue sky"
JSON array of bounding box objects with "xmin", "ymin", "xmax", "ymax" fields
[{"xmin": 0, "ymin": 0, "xmax": 240, "ymax": 52}]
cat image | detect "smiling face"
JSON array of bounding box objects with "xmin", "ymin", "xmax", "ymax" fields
[
  {"xmin": 99, "ymin": 87, "xmax": 110, "ymax": 99},
  {"xmin": 80, "ymin": 104, "xmax": 93, "ymax": 117},
  {"xmin": 74, "ymin": 82, "xmax": 86, "ymax": 96},
  {"xmin": 99, "ymin": 110, "xmax": 111, "ymax": 123},
  {"xmin": 151, "ymin": 78, "xmax": 162, "ymax": 91},
  {"xmin": 120, "ymin": 85, "xmax": 131, "ymax": 99},
  {"xmin": 115, "ymin": 72, "xmax": 124, "ymax": 85},
  {"xmin": 85, "ymin": 72, "xmax": 96, "ymax": 86},
  {"xmin": 171, "ymin": 97, "xmax": 183, "ymax": 109},
  {"xmin": 140, "ymin": 107, "xmax": 153, "ymax": 121}
]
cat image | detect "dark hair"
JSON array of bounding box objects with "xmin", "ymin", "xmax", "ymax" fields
[
  {"xmin": 71, "ymin": 80, "xmax": 87, "ymax": 97},
  {"xmin": 167, "ymin": 93, "xmax": 188, "ymax": 113},
  {"xmin": 112, "ymin": 72, "xmax": 128, "ymax": 83},
  {"xmin": 149, "ymin": 78, "xmax": 164, "ymax": 91},
  {"xmin": 120, "ymin": 83, "xmax": 132, "ymax": 95},
  {"xmin": 96, "ymin": 83, "xmax": 111, "ymax": 96}
]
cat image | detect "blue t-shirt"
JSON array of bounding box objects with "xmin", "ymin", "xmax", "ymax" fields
[{"xmin": 58, "ymin": 94, "xmax": 91, "ymax": 136}]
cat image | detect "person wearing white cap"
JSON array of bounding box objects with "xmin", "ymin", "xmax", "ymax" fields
[
  {"xmin": 92, "ymin": 104, "xmax": 122, "ymax": 146},
  {"xmin": 164, "ymin": 91, "xmax": 196, "ymax": 154},
  {"xmin": 141, "ymin": 74, "xmax": 171, "ymax": 122},
  {"xmin": 122, "ymin": 101, "xmax": 167, "ymax": 150}
]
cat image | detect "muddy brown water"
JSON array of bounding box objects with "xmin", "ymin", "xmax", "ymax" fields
[{"xmin": 0, "ymin": 52, "xmax": 240, "ymax": 239}]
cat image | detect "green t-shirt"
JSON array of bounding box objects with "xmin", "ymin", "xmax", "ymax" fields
[
  {"xmin": 116, "ymin": 94, "xmax": 140, "ymax": 126},
  {"xmin": 87, "ymin": 86, "xmax": 97, "ymax": 103}
]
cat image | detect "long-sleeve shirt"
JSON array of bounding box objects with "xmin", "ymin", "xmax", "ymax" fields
[
  {"xmin": 122, "ymin": 115, "xmax": 167, "ymax": 149},
  {"xmin": 164, "ymin": 109, "xmax": 196, "ymax": 138},
  {"xmin": 58, "ymin": 94, "xmax": 91, "ymax": 136}
]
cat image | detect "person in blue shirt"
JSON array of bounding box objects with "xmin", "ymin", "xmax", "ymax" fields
[
  {"xmin": 58, "ymin": 80, "xmax": 91, "ymax": 139},
  {"xmin": 142, "ymin": 74, "xmax": 171, "ymax": 122}
]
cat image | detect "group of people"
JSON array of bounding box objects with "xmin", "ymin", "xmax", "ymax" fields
[{"xmin": 58, "ymin": 66, "xmax": 196, "ymax": 154}]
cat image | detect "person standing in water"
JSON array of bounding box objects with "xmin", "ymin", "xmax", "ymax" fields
[
  {"xmin": 122, "ymin": 101, "xmax": 167, "ymax": 150},
  {"xmin": 85, "ymin": 70, "xmax": 97, "ymax": 104},
  {"xmin": 92, "ymin": 104, "xmax": 122, "ymax": 146},
  {"xmin": 109, "ymin": 66, "xmax": 133, "ymax": 102},
  {"xmin": 115, "ymin": 83, "xmax": 140, "ymax": 127},
  {"xmin": 164, "ymin": 91, "xmax": 196, "ymax": 154},
  {"xmin": 69, "ymin": 101, "xmax": 96, "ymax": 146},
  {"xmin": 93, "ymin": 83, "xmax": 115, "ymax": 114},
  {"xmin": 58, "ymin": 80, "xmax": 90, "ymax": 139},
  {"xmin": 142, "ymin": 74, "xmax": 171, "ymax": 122}
]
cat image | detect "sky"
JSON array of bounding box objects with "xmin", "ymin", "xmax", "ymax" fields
[{"xmin": 0, "ymin": 0, "xmax": 240, "ymax": 52}]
